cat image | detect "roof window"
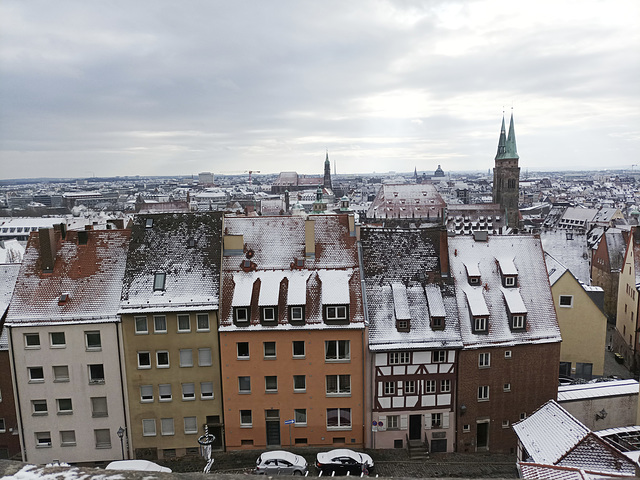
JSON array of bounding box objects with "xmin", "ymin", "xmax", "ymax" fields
[
  {"xmin": 145, "ymin": 218, "xmax": 154, "ymax": 228},
  {"xmin": 187, "ymin": 237, "xmax": 197, "ymax": 248},
  {"xmin": 58, "ymin": 293, "xmax": 70, "ymax": 305},
  {"xmin": 153, "ymin": 272, "xmax": 166, "ymax": 291}
]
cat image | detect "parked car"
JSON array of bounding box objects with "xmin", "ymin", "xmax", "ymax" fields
[
  {"xmin": 106, "ymin": 460, "xmax": 172, "ymax": 473},
  {"xmin": 255, "ymin": 450, "xmax": 308, "ymax": 475},
  {"xmin": 315, "ymin": 449, "xmax": 374, "ymax": 476}
]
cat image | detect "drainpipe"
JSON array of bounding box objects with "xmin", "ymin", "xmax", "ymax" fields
[
  {"xmin": 116, "ymin": 321, "xmax": 130, "ymax": 459},
  {"xmin": 8, "ymin": 327, "xmax": 27, "ymax": 461},
  {"xmin": 357, "ymin": 240, "xmax": 370, "ymax": 448}
]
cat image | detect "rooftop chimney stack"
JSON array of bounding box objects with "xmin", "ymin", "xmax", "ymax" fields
[{"xmin": 39, "ymin": 228, "xmax": 57, "ymax": 273}]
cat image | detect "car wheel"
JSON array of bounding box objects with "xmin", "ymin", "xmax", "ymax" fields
[{"xmin": 293, "ymin": 470, "xmax": 302, "ymax": 475}]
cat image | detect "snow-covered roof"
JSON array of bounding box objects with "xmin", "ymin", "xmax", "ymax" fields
[
  {"xmin": 558, "ymin": 379, "xmax": 639, "ymax": 402},
  {"xmin": 502, "ymin": 288, "xmax": 527, "ymax": 314},
  {"xmin": 120, "ymin": 213, "xmax": 222, "ymax": 312},
  {"xmin": 6, "ymin": 229, "xmax": 130, "ymax": 325},
  {"xmin": 605, "ymin": 228, "xmax": 628, "ymax": 272},
  {"xmin": 449, "ymin": 235, "xmax": 561, "ymax": 348},
  {"xmin": 541, "ymin": 230, "xmax": 591, "ymax": 285},
  {"xmin": 367, "ymin": 183, "xmax": 446, "ymax": 219}
]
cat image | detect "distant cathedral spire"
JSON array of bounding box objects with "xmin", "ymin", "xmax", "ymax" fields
[
  {"xmin": 505, "ymin": 111, "xmax": 519, "ymax": 159},
  {"xmin": 323, "ymin": 150, "xmax": 332, "ymax": 190},
  {"xmin": 492, "ymin": 111, "xmax": 520, "ymax": 229}
]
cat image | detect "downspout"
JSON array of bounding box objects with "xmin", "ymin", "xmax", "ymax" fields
[
  {"xmin": 357, "ymin": 240, "xmax": 370, "ymax": 448},
  {"xmin": 116, "ymin": 320, "xmax": 130, "ymax": 459},
  {"xmin": 8, "ymin": 326, "xmax": 27, "ymax": 461}
]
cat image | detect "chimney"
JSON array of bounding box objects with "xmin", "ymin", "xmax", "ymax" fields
[
  {"xmin": 305, "ymin": 219, "xmax": 315, "ymax": 258},
  {"xmin": 439, "ymin": 227, "xmax": 449, "ymax": 276},
  {"xmin": 285, "ymin": 190, "xmax": 290, "ymax": 212},
  {"xmin": 39, "ymin": 227, "xmax": 57, "ymax": 273}
]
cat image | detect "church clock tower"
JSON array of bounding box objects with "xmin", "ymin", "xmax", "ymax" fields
[{"xmin": 492, "ymin": 112, "xmax": 520, "ymax": 229}]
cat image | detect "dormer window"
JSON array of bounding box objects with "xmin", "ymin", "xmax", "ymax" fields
[
  {"xmin": 296, "ymin": 258, "xmax": 304, "ymax": 268},
  {"xmin": 511, "ymin": 314, "xmax": 526, "ymax": 330},
  {"xmin": 504, "ymin": 276, "xmax": 516, "ymax": 287},
  {"xmin": 473, "ymin": 316, "xmax": 488, "ymax": 333},
  {"xmin": 234, "ymin": 307, "xmax": 250, "ymax": 325},
  {"xmin": 58, "ymin": 293, "xmax": 70, "ymax": 305},
  {"xmin": 324, "ymin": 305, "xmax": 349, "ymax": 324},
  {"xmin": 469, "ymin": 276, "xmax": 480, "ymax": 285},
  {"xmin": 187, "ymin": 237, "xmax": 196, "ymax": 248},
  {"xmin": 289, "ymin": 306, "xmax": 305, "ymax": 323},
  {"xmin": 396, "ymin": 319, "xmax": 410, "ymax": 332},
  {"xmin": 465, "ymin": 263, "xmax": 481, "ymax": 286},
  {"xmin": 153, "ymin": 272, "xmax": 166, "ymax": 291},
  {"xmin": 497, "ymin": 257, "xmax": 518, "ymax": 288},
  {"xmin": 260, "ymin": 306, "xmax": 277, "ymax": 325},
  {"xmin": 431, "ymin": 316, "xmax": 445, "ymax": 330}
]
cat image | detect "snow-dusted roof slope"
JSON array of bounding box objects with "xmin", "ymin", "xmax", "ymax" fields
[
  {"xmin": 366, "ymin": 183, "xmax": 446, "ymax": 219},
  {"xmin": 120, "ymin": 213, "xmax": 222, "ymax": 313},
  {"xmin": 448, "ymin": 235, "xmax": 561, "ymax": 348},
  {"xmin": 558, "ymin": 379, "xmax": 639, "ymax": 402},
  {"xmin": 540, "ymin": 230, "xmax": 591, "ymax": 285},
  {"xmin": 605, "ymin": 228, "xmax": 627, "ymax": 273},
  {"xmin": 220, "ymin": 214, "xmax": 363, "ymax": 330},
  {"xmin": 6, "ymin": 229, "xmax": 130, "ymax": 325},
  {"xmin": 360, "ymin": 227, "xmax": 462, "ymax": 351}
]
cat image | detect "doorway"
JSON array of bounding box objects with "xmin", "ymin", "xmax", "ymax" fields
[
  {"xmin": 476, "ymin": 420, "xmax": 489, "ymax": 451},
  {"xmin": 266, "ymin": 409, "xmax": 281, "ymax": 446},
  {"xmin": 409, "ymin": 414, "xmax": 421, "ymax": 440}
]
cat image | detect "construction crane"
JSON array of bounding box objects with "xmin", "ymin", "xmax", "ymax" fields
[{"xmin": 244, "ymin": 170, "xmax": 261, "ymax": 185}]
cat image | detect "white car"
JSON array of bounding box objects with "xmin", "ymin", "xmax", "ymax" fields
[
  {"xmin": 106, "ymin": 460, "xmax": 172, "ymax": 473},
  {"xmin": 255, "ymin": 450, "xmax": 308, "ymax": 475},
  {"xmin": 316, "ymin": 449, "xmax": 374, "ymax": 475}
]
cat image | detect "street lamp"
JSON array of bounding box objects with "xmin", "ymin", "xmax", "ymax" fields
[{"xmin": 117, "ymin": 426, "xmax": 125, "ymax": 460}]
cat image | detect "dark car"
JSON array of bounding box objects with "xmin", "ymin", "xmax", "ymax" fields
[{"xmin": 315, "ymin": 449, "xmax": 374, "ymax": 476}]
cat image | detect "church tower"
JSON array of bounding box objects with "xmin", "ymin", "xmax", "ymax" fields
[
  {"xmin": 323, "ymin": 150, "xmax": 332, "ymax": 190},
  {"xmin": 492, "ymin": 112, "xmax": 520, "ymax": 229}
]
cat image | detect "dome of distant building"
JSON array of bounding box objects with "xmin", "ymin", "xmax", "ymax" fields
[{"xmin": 434, "ymin": 165, "xmax": 445, "ymax": 177}]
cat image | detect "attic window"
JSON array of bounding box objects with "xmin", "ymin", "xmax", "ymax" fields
[
  {"xmin": 324, "ymin": 305, "xmax": 349, "ymax": 324},
  {"xmin": 511, "ymin": 314, "xmax": 526, "ymax": 330},
  {"xmin": 77, "ymin": 231, "xmax": 88, "ymax": 245},
  {"xmin": 431, "ymin": 316, "xmax": 445, "ymax": 330},
  {"xmin": 469, "ymin": 276, "xmax": 480, "ymax": 285},
  {"xmin": 58, "ymin": 293, "xmax": 70, "ymax": 304},
  {"xmin": 153, "ymin": 272, "xmax": 166, "ymax": 291},
  {"xmin": 187, "ymin": 237, "xmax": 196, "ymax": 248},
  {"xmin": 473, "ymin": 316, "xmax": 488, "ymax": 334},
  {"xmin": 261, "ymin": 307, "xmax": 277, "ymax": 325},
  {"xmin": 396, "ymin": 319, "xmax": 410, "ymax": 332},
  {"xmin": 234, "ymin": 307, "xmax": 250, "ymax": 325},
  {"xmin": 504, "ymin": 276, "xmax": 516, "ymax": 287},
  {"xmin": 145, "ymin": 218, "xmax": 154, "ymax": 228}
]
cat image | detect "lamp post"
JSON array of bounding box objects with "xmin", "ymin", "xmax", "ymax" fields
[{"xmin": 117, "ymin": 426, "xmax": 125, "ymax": 460}]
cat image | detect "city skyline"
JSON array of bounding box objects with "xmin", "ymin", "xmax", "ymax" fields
[{"xmin": 1, "ymin": 0, "xmax": 638, "ymax": 180}]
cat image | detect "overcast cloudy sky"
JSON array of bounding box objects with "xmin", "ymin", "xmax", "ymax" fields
[{"xmin": 1, "ymin": 0, "xmax": 638, "ymax": 180}]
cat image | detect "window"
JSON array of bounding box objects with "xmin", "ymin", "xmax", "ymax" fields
[
  {"xmin": 53, "ymin": 365, "xmax": 69, "ymax": 382},
  {"xmin": 177, "ymin": 314, "xmax": 191, "ymax": 332},
  {"xmin": 431, "ymin": 316, "xmax": 444, "ymax": 330},
  {"xmin": 265, "ymin": 376, "xmax": 278, "ymax": 392},
  {"xmin": 432, "ymin": 413, "xmax": 442, "ymax": 428},
  {"xmin": 240, "ymin": 410, "xmax": 252, "ymax": 427},
  {"xmin": 138, "ymin": 351, "xmax": 151, "ymax": 369},
  {"xmin": 295, "ymin": 409, "xmax": 307, "ymax": 425},
  {"xmin": 0, "ymin": 418, "xmax": 5, "ymax": 433},
  {"xmin": 559, "ymin": 295, "xmax": 573, "ymax": 308},
  {"xmin": 264, "ymin": 341, "xmax": 276, "ymax": 358},
  {"xmin": 49, "ymin": 332, "xmax": 65, "ymax": 347},
  {"xmin": 93, "ymin": 428, "xmax": 111, "ymax": 448},
  {"xmin": 326, "ymin": 375, "xmax": 351, "ymax": 395},
  {"xmin": 140, "ymin": 385, "xmax": 153, "ymax": 402},
  {"xmin": 201, "ymin": 382, "xmax": 214, "ymax": 399},
  {"xmin": 502, "ymin": 420, "xmax": 510, "ymax": 428},
  {"xmin": 32, "ymin": 399, "xmax": 48, "ymax": 415},
  {"xmin": 325, "ymin": 340, "xmax": 350, "ymax": 361},
  {"xmin": 85, "ymin": 331, "xmax": 101, "ymax": 350},
  {"xmin": 24, "ymin": 333, "xmax": 40, "ymax": 348},
  {"xmin": 156, "ymin": 350, "xmax": 170, "ymax": 368},
  {"xmin": 384, "ymin": 382, "xmax": 395, "ymax": 395},
  {"xmin": 505, "ymin": 350, "xmax": 512, "ymax": 359},
  {"xmin": 520, "ymin": 412, "xmax": 527, "ymax": 420},
  {"xmin": 235, "ymin": 307, "xmax": 249, "ymax": 323},
  {"xmin": 154, "ymin": 315, "xmax": 167, "ymax": 333},
  {"xmin": 183, "ymin": 416, "xmax": 198, "ymax": 434},
  {"xmin": 576, "ymin": 362, "xmax": 593, "ymax": 380},
  {"xmin": 142, "ymin": 419, "xmax": 156, "ymax": 436},
  {"xmin": 60, "ymin": 430, "xmax": 76, "ymax": 446},
  {"xmin": 389, "ymin": 352, "xmax": 410, "ymax": 364},
  {"xmin": 239, "ymin": 376, "xmax": 251, "ymax": 393},
  {"xmin": 237, "ymin": 342, "xmax": 249, "ymax": 359},
  {"xmin": 159, "ymin": 384, "xmax": 172, "ymax": 401},
  {"xmin": 290, "ymin": 306, "xmax": 304, "ymax": 322},
  {"xmin": 388, "ymin": 415, "xmax": 399, "ymax": 430},
  {"xmin": 89, "ymin": 364, "xmax": 105, "ymax": 383},
  {"xmin": 153, "ymin": 272, "xmax": 166, "ymax": 291},
  {"xmin": 180, "ymin": 349, "xmax": 193, "ymax": 367},
  {"xmin": 432, "ymin": 350, "xmax": 446, "ymax": 363},
  {"xmin": 182, "ymin": 383, "xmax": 195, "ymax": 400},
  {"xmin": 327, "ymin": 408, "xmax": 351, "ymax": 429},
  {"xmin": 134, "ymin": 316, "xmax": 148, "ymax": 334},
  {"xmin": 441, "ymin": 379, "xmax": 451, "ymax": 393},
  {"xmin": 405, "ymin": 380, "xmax": 416, "ymax": 394},
  {"xmin": 463, "ymin": 424, "xmax": 470, "ymax": 433},
  {"xmin": 91, "ymin": 397, "xmax": 108, "ymax": 417},
  {"xmin": 512, "ymin": 315, "xmax": 525, "ymax": 330},
  {"xmin": 198, "ymin": 348, "xmax": 212, "ymax": 366},
  {"xmin": 197, "ymin": 313, "xmax": 210, "ymax": 331},
  {"xmin": 425, "ymin": 380, "xmax": 436, "ymax": 393},
  {"xmin": 57, "ymin": 398, "xmax": 73, "ymax": 414},
  {"xmin": 261, "ymin": 307, "xmax": 277, "ymax": 323},
  {"xmin": 28, "ymin": 366, "xmax": 44, "ymax": 382},
  {"xmin": 161, "ymin": 418, "xmax": 175, "ymax": 436},
  {"xmin": 325, "ymin": 305, "xmax": 348, "ymax": 322},
  {"xmin": 294, "ymin": 375, "xmax": 306, "ymax": 392},
  {"xmin": 504, "ymin": 276, "xmax": 516, "ymax": 287},
  {"xmin": 292, "ymin": 341, "xmax": 305, "ymax": 358},
  {"xmin": 478, "ymin": 385, "xmax": 489, "ymax": 401},
  {"xmin": 35, "ymin": 431, "xmax": 52, "ymax": 447},
  {"xmin": 504, "ymin": 383, "xmax": 511, "ymax": 392},
  {"xmin": 145, "ymin": 218, "xmax": 154, "ymax": 228},
  {"xmin": 474, "ymin": 317, "xmax": 488, "ymax": 332},
  {"xmin": 396, "ymin": 319, "xmax": 409, "ymax": 331},
  {"xmin": 479, "ymin": 352, "xmax": 490, "ymax": 368}
]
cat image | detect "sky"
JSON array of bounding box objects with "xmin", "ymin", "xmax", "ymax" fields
[{"xmin": 1, "ymin": 0, "xmax": 638, "ymax": 180}]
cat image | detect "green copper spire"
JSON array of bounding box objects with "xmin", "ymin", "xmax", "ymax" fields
[
  {"xmin": 505, "ymin": 111, "xmax": 519, "ymax": 159},
  {"xmin": 495, "ymin": 115, "xmax": 507, "ymax": 160}
]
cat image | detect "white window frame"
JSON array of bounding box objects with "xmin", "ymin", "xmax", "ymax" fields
[
  {"xmin": 180, "ymin": 348, "xmax": 193, "ymax": 367},
  {"xmin": 384, "ymin": 381, "xmax": 395, "ymax": 395},
  {"xmin": 235, "ymin": 307, "xmax": 249, "ymax": 323},
  {"xmin": 432, "ymin": 350, "xmax": 446, "ymax": 363},
  {"xmin": 138, "ymin": 351, "xmax": 151, "ymax": 369},
  {"xmin": 182, "ymin": 383, "xmax": 195, "ymax": 401},
  {"xmin": 504, "ymin": 276, "xmax": 516, "ymax": 287},
  {"xmin": 57, "ymin": 398, "xmax": 73, "ymax": 415},
  {"xmin": 198, "ymin": 348, "xmax": 212, "ymax": 366},
  {"xmin": 441, "ymin": 379, "xmax": 451, "ymax": 393},
  {"xmin": 161, "ymin": 418, "xmax": 175, "ymax": 436},
  {"xmin": 28, "ymin": 366, "xmax": 45, "ymax": 383},
  {"xmin": 505, "ymin": 350, "xmax": 512, "ymax": 359},
  {"xmin": 140, "ymin": 385, "xmax": 153, "ymax": 402},
  {"xmin": 60, "ymin": 430, "xmax": 76, "ymax": 446},
  {"xmin": 35, "ymin": 431, "xmax": 52, "ymax": 448},
  {"xmin": 425, "ymin": 380, "xmax": 436, "ymax": 393},
  {"xmin": 154, "ymin": 315, "xmax": 167, "ymax": 333},
  {"xmin": 88, "ymin": 364, "xmax": 105, "ymax": 384},
  {"xmin": 388, "ymin": 415, "xmax": 399, "ymax": 430},
  {"xmin": 294, "ymin": 409, "xmax": 307, "ymax": 426},
  {"xmin": 512, "ymin": 315, "xmax": 525, "ymax": 329},
  {"xmin": 293, "ymin": 375, "xmax": 306, "ymax": 392},
  {"xmin": 153, "ymin": 272, "xmax": 166, "ymax": 291},
  {"xmin": 49, "ymin": 332, "xmax": 66, "ymax": 348},
  {"xmin": 559, "ymin": 295, "xmax": 574, "ymax": 308},
  {"xmin": 326, "ymin": 375, "xmax": 351, "ymax": 396},
  {"xmin": 478, "ymin": 385, "xmax": 490, "ymax": 401},
  {"xmin": 504, "ymin": 383, "xmax": 511, "ymax": 392},
  {"xmin": 479, "ymin": 352, "xmax": 491, "ymax": 368},
  {"xmin": 177, "ymin": 314, "xmax": 191, "ymax": 332},
  {"xmin": 200, "ymin": 382, "xmax": 214, "ymax": 399},
  {"xmin": 237, "ymin": 342, "xmax": 250, "ymax": 359},
  {"xmin": 325, "ymin": 305, "xmax": 348, "ymax": 321},
  {"xmin": 32, "ymin": 399, "xmax": 48, "ymax": 415},
  {"xmin": 238, "ymin": 376, "xmax": 251, "ymax": 394},
  {"xmin": 142, "ymin": 419, "xmax": 157, "ymax": 436},
  {"xmin": 265, "ymin": 375, "xmax": 278, "ymax": 393},
  {"xmin": 405, "ymin": 380, "xmax": 416, "ymax": 394},
  {"xmin": 196, "ymin": 313, "xmax": 210, "ymax": 331},
  {"xmin": 184, "ymin": 417, "xmax": 198, "ymax": 434},
  {"xmin": 325, "ymin": 340, "xmax": 350, "ymax": 362},
  {"xmin": 292, "ymin": 340, "xmax": 305, "ymax": 358},
  {"xmin": 85, "ymin": 331, "xmax": 101, "ymax": 350},
  {"xmin": 240, "ymin": 410, "xmax": 252, "ymax": 427},
  {"xmin": 24, "ymin": 333, "xmax": 41, "ymax": 349},
  {"xmin": 326, "ymin": 408, "xmax": 351, "ymax": 430},
  {"xmin": 53, "ymin": 365, "xmax": 69, "ymax": 382},
  {"xmin": 156, "ymin": 350, "xmax": 170, "ymax": 368},
  {"xmin": 159, "ymin": 384, "xmax": 172, "ymax": 402},
  {"xmin": 474, "ymin": 316, "xmax": 488, "ymax": 332},
  {"xmin": 261, "ymin": 307, "xmax": 276, "ymax": 322},
  {"xmin": 134, "ymin": 316, "xmax": 148, "ymax": 334},
  {"xmin": 263, "ymin": 341, "xmax": 276, "ymax": 359},
  {"xmin": 290, "ymin": 306, "xmax": 304, "ymax": 321}
]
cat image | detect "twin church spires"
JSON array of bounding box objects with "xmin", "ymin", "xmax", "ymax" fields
[{"xmin": 492, "ymin": 111, "xmax": 520, "ymax": 229}]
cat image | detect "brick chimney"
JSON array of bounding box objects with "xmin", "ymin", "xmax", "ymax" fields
[{"xmin": 39, "ymin": 227, "xmax": 57, "ymax": 273}]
